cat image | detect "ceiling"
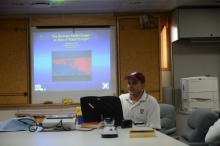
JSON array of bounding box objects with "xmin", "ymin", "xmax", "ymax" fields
[{"xmin": 0, "ymin": 0, "xmax": 220, "ymax": 16}]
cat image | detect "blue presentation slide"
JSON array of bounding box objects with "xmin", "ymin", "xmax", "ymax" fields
[{"xmin": 32, "ymin": 28, "xmax": 111, "ymax": 91}]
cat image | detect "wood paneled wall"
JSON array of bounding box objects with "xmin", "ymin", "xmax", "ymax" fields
[
  {"xmin": 0, "ymin": 19, "xmax": 29, "ymax": 104},
  {"xmin": 118, "ymin": 17, "xmax": 162, "ymax": 102}
]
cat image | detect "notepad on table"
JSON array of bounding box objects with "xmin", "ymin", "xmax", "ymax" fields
[
  {"xmin": 80, "ymin": 122, "xmax": 102, "ymax": 128},
  {"xmin": 129, "ymin": 126, "xmax": 156, "ymax": 138}
]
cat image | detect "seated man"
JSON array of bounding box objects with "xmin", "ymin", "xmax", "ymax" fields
[
  {"xmin": 119, "ymin": 71, "xmax": 161, "ymax": 129},
  {"xmin": 205, "ymin": 119, "xmax": 220, "ymax": 144}
]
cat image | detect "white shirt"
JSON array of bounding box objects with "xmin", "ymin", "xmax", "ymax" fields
[
  {"xmin": 205, "ymin": 119, "xmax": 220, "ymax": 144},
  {"xmin": 119, "ymin": 91, "xmax": 161, "ymax": 129}
]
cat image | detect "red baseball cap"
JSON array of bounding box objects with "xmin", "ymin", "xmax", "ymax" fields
[{"xmin": 124, "ymin": 72, "xmax": 145, "ymax": 83}]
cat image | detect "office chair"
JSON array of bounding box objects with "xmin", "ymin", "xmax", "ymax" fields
[
  {"xmin": 174, "ymin": 108, "xmax": 218, "ymax": 146},
  {"xmin": 159, "ymin": 104, "xmax": 176, "ymax": 136}
]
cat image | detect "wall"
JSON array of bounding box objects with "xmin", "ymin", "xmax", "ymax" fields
[
  {"xmin": 162, "ymin": 71, "xmax": 173, "ymax": 105},
  {"xmin": 162, "ymin": 71, "xmax": 172, "ymax": 87},
  {"xmin": 172, "ymin": 40, "xmax": 220, "ymax": 110}
]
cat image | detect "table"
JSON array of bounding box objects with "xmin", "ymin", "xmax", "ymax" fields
[
  {"xmin": 15, "ymin": 111, "xmax": 76, "ymax": 123},
  {"xmin": 15, "ymin": 111, "xmax": 76, "ymax": 117},
  {"xmin": 0, "ymin": 127, "xmax": 188, "ymax": 146}
]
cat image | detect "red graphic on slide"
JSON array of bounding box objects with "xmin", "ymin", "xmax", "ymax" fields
[{"xmin": 52, "ymin": 58, "xmax": 91, "ymax": 74}]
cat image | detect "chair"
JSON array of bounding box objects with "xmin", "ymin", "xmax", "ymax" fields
[
  {"xmin": 159, "ymin": 104, "xmax": 176, "ymax": 136},
  {"xmin": 175, "ymin": 108, "xmax": 218, "ymax": 146},
  {"xmin": 205, "ymin": 119, "xmax": 220, "ymax": 145}
]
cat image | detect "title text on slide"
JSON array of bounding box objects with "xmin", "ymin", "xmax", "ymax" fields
[{"xmin": 52, "ymin": 34, "xmax": 90, "ymax": 42}]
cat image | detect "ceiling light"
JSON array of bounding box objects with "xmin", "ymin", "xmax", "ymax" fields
[{"xmin": 30, "ymin": 2, "xmax": 52, "ymax": 8}]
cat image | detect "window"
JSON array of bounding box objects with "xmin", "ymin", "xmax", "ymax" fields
[{"xmin": 161, "ymin": 25, "xmax": 170, "ymax": 71}]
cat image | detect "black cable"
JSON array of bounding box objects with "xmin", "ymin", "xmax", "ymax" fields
[
  {"xmin": 18, "ymin": 118, "xmax": 97, "ymax": 132},
  {"xmin": 18, "ymin": 118, "xmax": 38, "ymax": 132},
  {"xmin": 59, "ymin": 120, "xmax": 71, "ymax": 131},
  {"xmin": 18, "ymin": 118, "xmax": 65, "ymax": 132}
]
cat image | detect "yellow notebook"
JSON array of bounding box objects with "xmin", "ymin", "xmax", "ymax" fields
[
  {"xmin": 80, "ymin": 122, "xmax": 101, "ymax": 128},
  {"xmin": 129, "ymin": 127, "xmax": 156, "ymax": 138},
  {"xmin": 76, "ymin": 107, "xmax": 82, "ymax": 116}
]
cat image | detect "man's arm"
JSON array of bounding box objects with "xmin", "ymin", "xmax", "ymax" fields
[
  {"xmin": 146, "ymin": 102, "xmax": 161, "ymax": 129},
  {"xmin": 205, "ymin": 119, "xmax": 220, "ymax": 143}
]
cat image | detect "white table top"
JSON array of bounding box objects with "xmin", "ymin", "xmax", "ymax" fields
[{"xmin": 0, "ymin": 127, "xmax": 188, "ymax": 146}]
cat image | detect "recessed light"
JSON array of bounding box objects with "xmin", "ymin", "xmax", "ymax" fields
[{"xmin": 30, "ymin": 2, "xmax": 52, "ymax": 8}]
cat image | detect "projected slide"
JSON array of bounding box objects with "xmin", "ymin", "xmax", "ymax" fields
[
  {"xmin": 32, "ymin": 27, "xmax": 112, "ymax": 92},
  {"xmin": 52, "ymin": 51, "xmax": 92, "ymax": 82}
]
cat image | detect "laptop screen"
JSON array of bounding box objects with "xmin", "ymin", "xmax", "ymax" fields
[{"xmin": 80, "ymin": 96, "xmax": 123, "ymax": 126}]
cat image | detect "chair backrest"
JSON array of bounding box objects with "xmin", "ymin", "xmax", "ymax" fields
[
  {"xmin": 180, "ymin": 108, "xmax": 218, "ymax": 143},
  {"xmin": 159, "ymin": 104, "xmax": 176, "ymax": 135}
]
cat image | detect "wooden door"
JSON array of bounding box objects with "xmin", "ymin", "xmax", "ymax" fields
[
  {"xmin": 118, "ymin": 17, "xmax": 162, "ymax": 102},
  {"xmin": 0, "ymin": 19, "xmax": 29, "ymax": 105}
]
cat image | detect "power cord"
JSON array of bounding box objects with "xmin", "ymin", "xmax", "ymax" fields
[
  {"xmin": 18, "ymin": 118, "xmax": 38, "ymax": 132},
  {"xmin": 18, "ymin": 117, "xmax": 98, "ymax": 132},
  {"xmin": 18, "ymin": 118, "xmax": 72, "ymax": 132}
]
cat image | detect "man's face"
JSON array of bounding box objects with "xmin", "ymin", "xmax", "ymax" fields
[{"xmin": 127, "ymin": 77, "xmax": 144, "ymax": 96}]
